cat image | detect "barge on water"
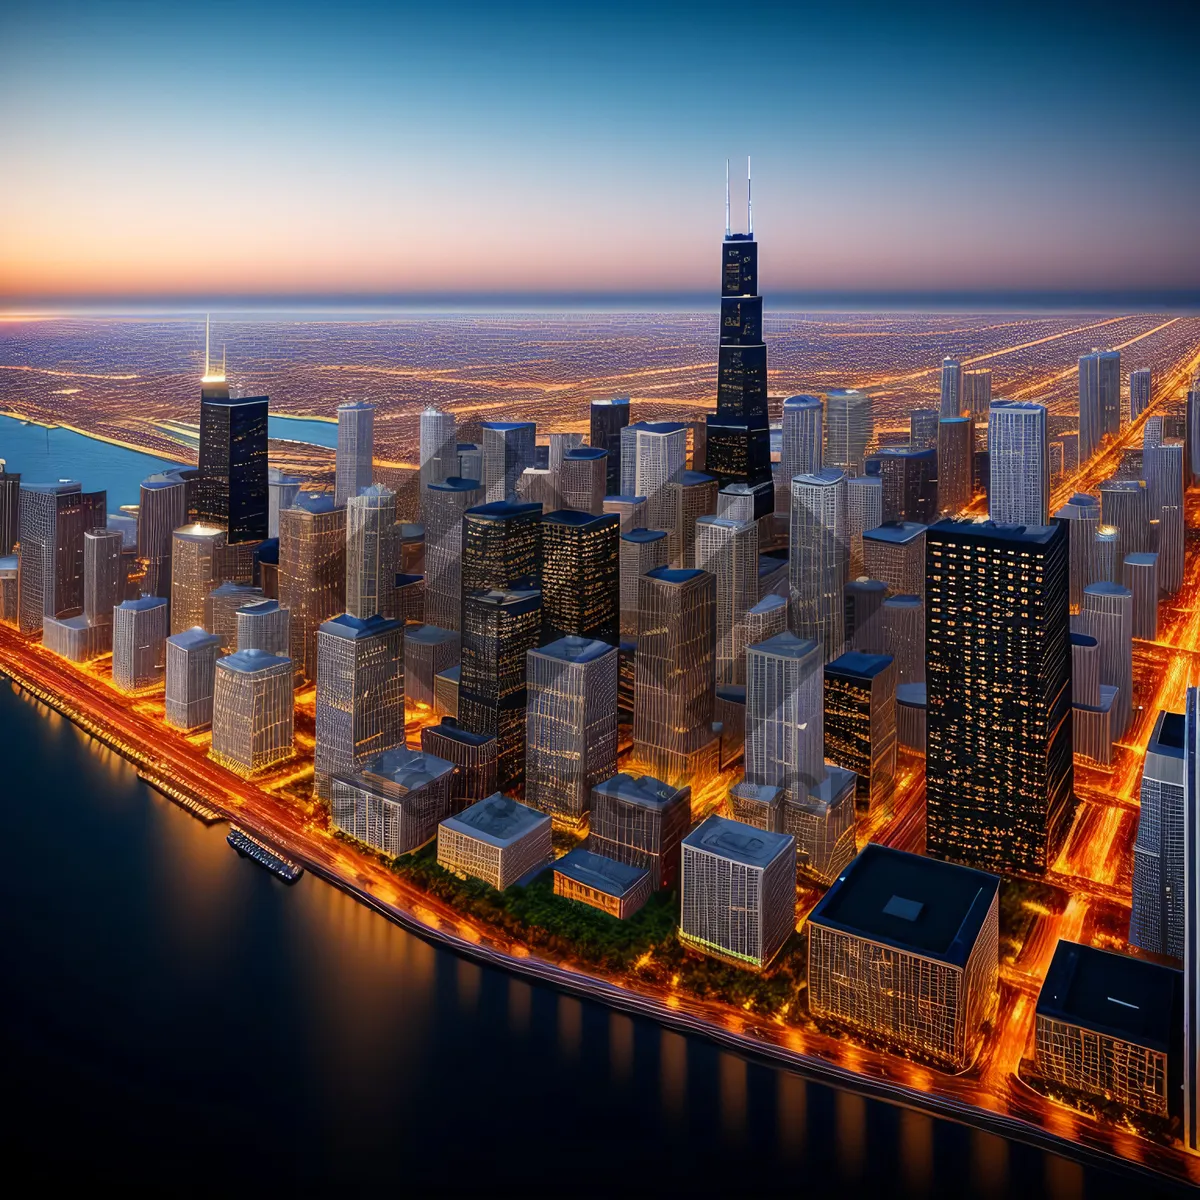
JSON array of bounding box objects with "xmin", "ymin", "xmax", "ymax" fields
[{"xmin": 227, "ymin": 827, "xmax": 304, "ymax": 884}]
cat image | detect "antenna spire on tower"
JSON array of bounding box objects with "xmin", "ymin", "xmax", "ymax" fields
[
  {"xmin": 747, "ymin": 155, "xmax": 753, "ymax": 236},
  {"xmin": 204, "ymin": 313, "xmax": 210, "ymax": 378},
  {"xmin": 725, "ymin": 159, "xmax": 730, "ymax": 237},
  {"xmin": 222, "ymin": 343, "xmax": 226, "ymax": 377}
]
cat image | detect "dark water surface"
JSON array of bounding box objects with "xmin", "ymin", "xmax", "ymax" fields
[{"xmin": 0, "ymin": 682, "xmax": 1178, "ymax": 1198}]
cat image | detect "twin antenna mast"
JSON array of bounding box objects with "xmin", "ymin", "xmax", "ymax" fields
[{"xmin": 724, "ymin": 156, "xmax": 753, "ymax": 238}]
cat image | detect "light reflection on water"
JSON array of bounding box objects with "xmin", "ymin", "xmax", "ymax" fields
[{"xmin": 0, "ymin": 681, "xmax": 1166, "ymax": 1197}]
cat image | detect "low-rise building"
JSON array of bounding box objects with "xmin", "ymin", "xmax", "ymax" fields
[
  {"xmin": 331, "ymin": 746, "xmax": 455, "ymax": 857},
  {"xmin": 165, "ymin": 627, "xmax": 222, "ymax": 730},
  {"xmin": 1035, "ymin": 939, "xmax": 1182, "ymax": 1119},
  {"xmin": 111, "ymin": 596, "xmax": 168, "ymax": 692},
  {"xmin": 588, "ymin": 772, "xmax": 691, "ymax": 891},
  {"xmin": 553, "ymin": 847, "xmax": 653, "ymax": 920},
  {"xmin": 421, "ymin": 718, "xmax": 499, "ymax": 813},
  {"xmin": 210, "ymin": 648, "xmax": 295, "ymax": 776},
  {"xmin": 437, "ymin": 793, "xmax": 552, "ymax": 891},
  {"xmin": 807, "ymin": 843, "xmax": 1000, "ymax": 1070},
  {"xmin": 680, "ymin": 815, "xmax": 796, "ymax": 969}
]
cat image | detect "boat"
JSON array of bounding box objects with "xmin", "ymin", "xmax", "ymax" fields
[{"xmin": 227, "ymin": 827, "xmax": 304, "ymax": 883}]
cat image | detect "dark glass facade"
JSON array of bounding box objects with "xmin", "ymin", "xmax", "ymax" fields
[
  {"xmin": 541, "ymin": 511, "xmax": 620, "ymax": 645},
  {"xmin": 589, "ymin": 397, "xmax": 630, "ymax": 496},
  {"xmin": 197, "ymin": 395, "xmax": 269, "ymax": 544},
  {"xmin": 705, "ymin": 234, "xmax": 772, "ymax": 517},
  {"xmin": 460, "ymin": 500, "xmax": 542, "ymax": 601},
  {"xmin": 925, "ymin": 519, "xmax": 1075, "ymax": 874}
]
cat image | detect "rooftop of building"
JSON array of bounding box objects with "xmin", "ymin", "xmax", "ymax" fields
[
  {"xmin": 319, "ymin": 612, "xmax": 402, "ymax": 640},
  {"xmin": 0, "ymin": 555, "xmax": 18, "ymax": 574},
  {"xmin": 826, "ymin": 651, "xmax": 894, "ymax": 681},
  {"xmin": 338, "ymin": 400, "xmax": 375, "ymax": 411},
  {"xmin": 730, "ymin": 780, "xmax": 783, "ymax": 804},
  {"xmin": 989, "ymin": 399, "xmax": 1046, "ymax": 414},
  {"xmin": 117, "ymin": 595, "xmax": 167, "ymax": 612},
  {"xmin": 22, "ymin": 479, "xmax": 81, "ymax": 494},
  {"xmin": 464, "ymin": 587, "xmax": 542, "ymax": 611},
  {"xmin": 209, "ymin": 581, "xmax": 259, "ymax": 599},
  {"xmin": 217, "ymin": 647, "xmax": 292, "ymax": 674},
  {"xmin": 793, "ymin": 468, "xmax": 845, "ymax": 487},
  {"xmin": 429, "ymin": 477, "xmax": 483, "ymax": 493},
  {"xmin": 349, "ymin": 483, "xmax": 395, "ymax": 503},
  {"xmin": 593, "ymin": 771, "xmax": 688, "ymax": 809},
  {"xmin": 1124, "ymin": 552, "xmax": 1158, "ymax": 567},
  {"xmin": 876, "ymin": 445, "xmax": 936, "ymax": 460},
  {"xmin": 267, "ymin": 468, "xmax": 306, "ymax": 484},
  {"xmin": 825, "ymin": 388, "xmax": 868, "ymax": 400},
  {"xmin": 748, "ymin": 593, "xmax": 788, "ymax": 615},
  {"xmin": 696, "ymin": 514, "xmax": 752, "ymax": 530},
  {"xmin": 554, "ymin": 847, "xmax": 650, "ymax": 898},
  {"xmin": 1037, "ymin": 940, "xmax": 1181, "ymax": 1054},
  {"xmin": 45, "ymin": 614, "xmax": 89, "ymax": 631},
  {"xmin": 806, "ymin": 762, "xmax": 857, "ymax": 807},
  {"xmin": 442, "ymin": 792, "xmax": 549, "ymax": 846},
  {"xmin": 683, "ymin": 814, "xmax": 793, "ymax": 869},
  {"xmin": 603, "ymin": 494, "xmax": 647, "ymax": 505},
  {"xmin": 630, "ymin": 420, "xmax": 684, "ymax": 435},
  {"xmin": 716, "ymin": 684, "xmax": 746, "ymax": 705},
  {"xmin": 783, "ymin": 394, "xmax": 822, "ymax": 408},
  {"xmin": 750, "ymin": 630, "xmax": 820, "ymax": 661},
  {"xmin": 395, "ymin": 572, "xmax": 423, "ymax": 588},
  {"xmin": 464, "ymin": 499, "xmax": 542, "ymax": 520},
  {"xmin": 645, "ymin": 566, "xmax": 706, "ymax": 587},
  {"xmin": 847, "ymin": 577, "xmax": 888, "ymax": 594},
  {"xmin": 809, "ymin": 842, "xmax": 999, "ymax": 966},
  {"xmin": 563, "ymin": 446, "xmax": 607, "ymax": 461},
  {"xmin": 847, "ymin": 474, "xmax": 882, "ymax": 488},
  {"xmin": 1099, "ymin": 477, "xmax": 1147, "ymax": 492},
  {"xmin": 895, "ymin": 681, "xmax": 927, "ymax": 707},
  {"xmin": 882, "ymin": 593, "xmax": 922, "ymax": 609},
  {"xmin": 1070, "ymin": 631, "xmax": 1099, "ymax": 649},
  {"xmin": 289, "ymin": 492, "xmax": 337, "ymax": 515},
  {"xmin": 357, "ymin": 746, "xmax": 453, "ymax": 793},
  {"xmin": 940, "ymin": 416, "xmax": 972, "ymax": 426},
  {"xmin": 758, "ymin": 553, "xmax": 787, "ymax": 575},
  {"xmin": 425, "ymin": 716, "xmax": 491, "ymax": 747},
  {"xmin": 621, "ymin": 528, "xmax": 668, "ymax": 544},
  {"xmin": 591, "ymin": 396, "xmax": 630, "ymax": 407},
  {"xmin": 1149, "ymin": 709, "xmax": 1187, "ymax": 758},
  {"xmin": 543, "ymin": 509, "xmax": 617, "ymax": 528},
  {"xmin": 168, "ymin": 626, "xmax": 222, "ymax": 650},
  {"xmin": 405, "ymin": 624, "xmax": 461, "ymax": 646},
  {"xmin": 533, "ymin": 635, "xmax": 616, "ymax": 665},
  {"xmin": 434, "ymin": 664, "xmax": 461, "ymax": 683},
  {"xmin": 199, "ymin": 394, "xmax": 268, "ymax": 408},
  {"xmin": 141, "ymin": 471, "xmax": 189, "ymax": 489},
  {"xmin": 1084, "ymin": 581, "xmax": 1132, "ymax": 598},
  {"xmin": 927, "ymin": 517, "xmax": 1060, "ymax": 546}
]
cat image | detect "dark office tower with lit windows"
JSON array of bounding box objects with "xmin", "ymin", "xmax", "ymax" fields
[
  {"xmin": 197, "ymin": 394, "xmax": 269, "ymax": 544},
  {"xmin": 704, "ymin": 198, "xmax": 773, "ymax": 520},
  {"xmin": 925, "ymin": 518, "xmax": 1074, "ymax": 875},
  {"xmin": 460, "ymin": 500, "xmax": 542, "ymax": 603},
  {"xmin": 590, "ymin": 397, "xmax": 630, "ymax": 496},
  {"xmin": 541, "ymin": 510, "xmax": 619, "ymax": 645},
  {"xmin": 459, "ymin": 587, "xmax": 543, "ymax": 792}
]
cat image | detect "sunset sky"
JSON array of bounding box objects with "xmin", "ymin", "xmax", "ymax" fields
[{"xmin": 2, "ymin": 0, "xmax": 1197, "ymax": 304}]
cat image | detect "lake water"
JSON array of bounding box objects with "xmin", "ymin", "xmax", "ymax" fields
[{"xmin": 0, "ymin": 421, "xmax": 1173, "ymax": 1197}]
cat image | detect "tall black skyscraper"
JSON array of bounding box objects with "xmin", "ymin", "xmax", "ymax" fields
[
  {"xmin": 589, "ymin": 397, "xmax": 630, "ymax": 496},
  {"xmin": 925, "ymin": 518, "xmax": 1075, "ymax": 874},
  {"xmin": 195, "ymin": 324, "xmax": 268, "ymax": 544},
  {"xmin": 704, "ymin": 161, "xmax": 773, "ymax": 520}
]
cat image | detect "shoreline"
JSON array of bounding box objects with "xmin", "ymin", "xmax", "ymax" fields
[
  {"xmin": 0, "ymin": 410, "xmax": 193, "ymax": 468},
  {"xmin": 0, "ymin": 648, "xmax": 1194, "ymax": 1194}
]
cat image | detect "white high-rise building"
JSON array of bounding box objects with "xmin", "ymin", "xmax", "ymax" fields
[
  {"xmin": 633, "ymin": 422, "xmax": 688, "ymax": 533},
  {"xmin": 267, "ymin": 468, "xmax": 304, "ymax": 540},
  {"xmin": 335, "ymin": 400, "xmax": 376, "ymax": 508},
  {"xmin": 781, "ymin": 395, "xmax": 823, "ymax": 486},
  {"xmin": 789, "ymin": 469, "xmax": 848, "ymax": 662},
  {"xmin": 236, "ymin": 597, "xmax": 290, "ymax": 656},
  {"xmin": 823, "ymin": 389, "xmax": 873, "ymax": 478},
  {"xmin": 346, "ymin": 483, "xmax": 399, "ymax": 620},
  {"xmin": 988, "ymin": 400, "xmax": 1049, "ymax": 526},
  {"xmin": 165, "ymin": 626, "xmax": 222, "ymax": 730},
  {"xmin": 939, "ymin": 357, "xmax": 962, "ymax": 418},
  {"xmin": 482, "ymin": 421, "xmax": 536, "ymax": 502},
  {"xmin": 419, "ymin": 407, "xmax": 457, "ymax": 491},
  {"xmin": 210, "ymin": 648, "xmax": 295, "ymax": 776},
  {"xmin": 846, "ymin": 474, "xmax": 883, "ymax": 577},
  {"xmin": 695, "ymin": 515, "xmax": 759, "ymax": 686},
  {"xmin": 423, "ymin": 477, "xmax": 485, "ymax": 630},
  {"xmin": 111, "ymin": 596, "xmax": 168, "ymax": 693}
]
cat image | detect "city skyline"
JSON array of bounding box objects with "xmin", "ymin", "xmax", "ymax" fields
[{"xmin": 3, "ymin": 1, "xmax": 1199, "ymax": 305}]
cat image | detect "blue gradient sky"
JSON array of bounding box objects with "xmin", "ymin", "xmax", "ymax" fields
[{"xmin": 2, "ymin": 0, "xmax": 1197, "ymax": 302}]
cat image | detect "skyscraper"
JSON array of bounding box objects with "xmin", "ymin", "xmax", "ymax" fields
[
  {"xmin": 423, "ymin": 476, "xmax": 484, "ymax": 631},
  {"xmin": 1099, "ymin": 476, "xmax": 1150, "ymax": 564},
  {"xmin": 524, "ymin": 636, "xmax": 619, "ymax": 827},
  {"xmin": 876, "ymin": 446, "xmax": 938, "ymax": 524},
  {"xmin": 988, "ymin": 400, "xmax": 1049, "ymax": 526},
  {"xmin": 824, "ymin": 389, "xmax": 873, "ymax": 478},
  {"xmin": 277, "ymin": 492, "xmax": 346, "ymax": 680},
  {"xmin": 558, "ymin": 446, "xmax": 608, "ymax": 515},
  {"xmin": 169, "ymin": 523, "xmax": 227, "ymax": 635},
  {"xmin": 693, "ymin": 515, "xmax": 758, "ymax": 686},
  {"xmin": 210, "ymin": 648, "xmax": 295, "ymax": 776},
  {"xmin": 83, "ymin": 526, "xmax": 124, "ymax": 630},
  {"xmin": 334, "ymin": 400, "xmax": 375, "ymax": 508},
  {"xmin": 789, "ymin": 469, "xmax": 848, "ymax": 662},
  {"xmin": 541, "ymin": 510, "xmax": 620, "ymax": 645},
  {"xmin": 1144, "ymin": 438, "xmax": 1184, "ymax": 594},
  {"xmin": 460, "ymin": 500, "xmax": 542, "ymax": 600},
  {"xmin": 16, "ymin": 481, "xmax": 106, "ymax": 635},
  {"xmin": 236, "ymin": 597, "xmax": 290, "ymax": 657},
  {"xmin": 137, "ymin": 470, "xmax": 189, "ymax": 599},
  {"xmin": 164, "ymin": 626, "xmax": 222, "ymax": 730},
  {"xmin": 459, "ymin": 587, "xmax": 543, "ymax": 791},
  {"xmin": 705, "ymin": 173, "xmax": 773, "ymax": 519},
  {"xmin": 846, "ymin": 474, "xmax": 883, "ymax": 578},
  {"xmin": 482, "ymin": 421, "xmax": 537, "ymax": 502},
  {"xmin": 111, "ymin": 596, "xmax": 168, "ymax": 693},
  {"xmin": 1122, "ymin": 552, "xmax": 1159, "ymax": 642},
  {"xmin": 0, "ymin": 460, "xmax": 19, "ymax": 556},
  {"xmin": 881, "ymin": 594, "xmax": 924, "ymax": 685},
  {"xmin": 1130, "ymin": 367, "xmax": 1152, "ymax": 422},
  {"xmin": 862, "ymin": 521, "xmax": 926, "ymax": 597},
  {"xmin": 781, "ymin": 395, "xmax": 824, "ymax": 488},
  {"xmin": 1183, "ymin": 687, "xmax": 1200, "ymax": 1151},
  {"xmin": 1078, "ymin": 348, "xmax": 1121, "ymax": 459},
  {"xmin": 632, "ymin": 421, "xmax": 688, "ymax": 533},
  {"xmin": 1129, "ymin": 709, "xmax": 1187, "ymax": 961},
  {"xmin": 962, "ymin": 368, "xmax": 992, "ymax": 419},
  {"xmin": 633, "ymin": 566, "xmax": 718, "ymax": 783},
  {"xmin": 667, "ymin": 470, "xmax": 718, "ymax": 568},
  {"xmin": 824, "ymin": 651, "xmax": 897, "ymax": 813},
  {"xmin": 925, "ymin": 519, "xmax": 1074, "ymax": 874},
  {"xmin": 589, "ymin": 396, "xmax": 630, "ymax": 496},
  {"xmin": 909, "ymin": 408, "xmax": 940, "ymax": 451},
  {"xmin": 602, "ymin": 494, "xmax": 647, "ymax": 535},
  {"xmin": 314, "ymin": 612, "xmax": 405, "ymax": 799},
  {"xmin": 346, "ymin": 483, "xmax": 399, "ymax": 620},
  {"xmin": 589, "ymin": 773, "xmax": 691, "ymax": 891},
  {"xmin": 939, "ymin": 356, "xmax": 962, "ymax": 418},
  {"xmin": 418, "ymin": 406, "xmax": 456, "ymax": 492},
  {"xmin": 1077, "ymin": 581, "xmax": 1134, "ymax": 738},
  {"xmin": 937, "ymin": 416, "xmax": 974, "ymax": 516},
  {"xmin": 1053, "ymin": 492, "xmax": 1100, "ymax": 612},
  {"xmin": 267, "ymin": 468, "xmax": 304, "ymax": 540},
  {"xmin": 197, "ymin": 394, "xmax": 269, "ymax": 544},
  {"xmin": 619, "ymin": 528, "xmax": 669, "ymax": 638}
]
